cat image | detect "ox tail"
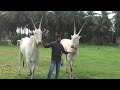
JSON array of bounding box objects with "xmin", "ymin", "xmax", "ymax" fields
[
  {"xmin": 17, "ymin": 40, "xmax": 20, "ymax": 46},
  {"xmin": 61, "ymin": 54, "xmax": 67, "ymax": 66},
  {"xmin": 66, "ymin": 54, "xmax": 67, "ymax": 61},
  {"xmin": 61, "ymin": 53, "xmax": 64, "ymax": 66},
  {"xmin": 61, "ymin": 61, "xmax": 63, "ymax": 66},
  {"xmin": 23, "ymin": 59, "xmax": 24, "ymax": 67}
]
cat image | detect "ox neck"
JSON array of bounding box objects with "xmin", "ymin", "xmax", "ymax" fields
[
  {"xmin": 34, "ymin": 39, "xmax": 39, "ymax": 47},
  {"xmin": 71, "ymin": 39, "xmax": 79, "ymax": 47},
  {"xmin": 30, "ymin": 36, "xmax": 38, "ymax": 48}
]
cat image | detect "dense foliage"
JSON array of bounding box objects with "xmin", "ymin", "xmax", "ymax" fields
[{"xmin": 0, "ymin": 11, "xmax": 116, "ymax": 45}]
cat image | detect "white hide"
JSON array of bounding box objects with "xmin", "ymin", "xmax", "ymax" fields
[
  {"xmin": 18, "ymin": 36, "xmax": 39, "ymax": 79},
  {"xmin": 20, "ymin": 36, "xmax": 39, "ymax": 63},
  {"xmin": 18, "ymin": 17, "xmax": 45, "ymax": 79},
  {"xmin": 61, "ymin": 36, "xmax": 79, "ymax": 79},
  {"xmin": 60, "ymin": 20, "xmax": 87, "ymax": 79},
  {"xmin": 61, "ymin": 39, "xmax": 78, "ymax": 53}
]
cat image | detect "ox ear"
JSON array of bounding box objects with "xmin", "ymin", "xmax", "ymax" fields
[
  {"xmin": 42, "ymin": 28, "xmax": 49, "ymax": 34},
  {"xmin": 33, "ymin": 31, "xmax": 35, "ymax": 34},
  {"xmin": 78, "ymin": 36, "xmax": 81, "ymax": 39}
]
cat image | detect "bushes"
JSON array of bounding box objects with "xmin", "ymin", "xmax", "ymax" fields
[
  {"xmin": 10, "ymin": 34, "xmax": 26, "ymax": 45},
  {"xmin": 0, "ymin": 41, "xmax": 8, "ymax": 45}
]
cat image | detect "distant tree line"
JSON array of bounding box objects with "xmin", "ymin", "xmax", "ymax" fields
[{"xmin": 0, "ymin": 11, "xmax": 119, "ymax": 45}]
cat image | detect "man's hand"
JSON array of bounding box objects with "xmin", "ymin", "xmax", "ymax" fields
[
  {"xmin": 71, "ymin": 45, "xmax": 77, "ymax": 49},
  {"xmin": 42, "ymin": 41, "xmax": 48, "ymax": 47},
  {"xmin": 69, "ymin": 51, "xmax": 76, "ymax": 54},
  {"xmin": 71, "ymin": 45, "xmax": 75, "ymax": 48}
]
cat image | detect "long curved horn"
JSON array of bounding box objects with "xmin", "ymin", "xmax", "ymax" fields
[
  {"xmin": 77, "ymin": 19, "xmax": 88, "ymax": 36},
  {"xmin": 39, "ymin": 16, "xmax": 43, "ymax": 29},
  {"xmin": 30, "ymin": 17, "xmax": 37, "ymax": 30},
  {"xmin": 74, "ymin": 20, "xmax": 76, "ymax": 35}
]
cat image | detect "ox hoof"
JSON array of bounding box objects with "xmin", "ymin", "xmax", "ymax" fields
[
  {"xmin": 65, "ymin": 70, "xmax": 69, "ymax": 73},
  {"xmin": 30, "ymin": 77, "xmax": 33, "ymax": 79},
  {"xmin": 18, "ymin": 73, "xmax": 20, "ymax": 75},
  {"xmin": 70, "ymin": 77, "xmax": 73, "ymax": 79},
  {"xmin": 70, "ymin": 75, "xmax": 73, "ymax": 79},
  {"xmin": 17, "ymin": 71, "xmax": 20, "ymax": 75},
  {"xmin": 28, "ymin": 73, "xmax": 31, "ymax": 76},
  {"xmin": 30, "ymin": 76, "xmax": 34, "ymax": 79},
  {"xmin": 65, "ymin": 69, "xmax": 69, "ymax": 73}
]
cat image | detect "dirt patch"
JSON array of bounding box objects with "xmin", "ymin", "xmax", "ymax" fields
[
  {"xmin": 0, "ymin": 64, "xmax": 11, "ymax": 72},
  {"xmin": 0, "ymin": 51, "xmax": 16, "ymax": 54},
  {"xmin": 0, "ymin": 51, "xmax": 17, "ymax": 57},
  {"xmin": 0, "ymin": 52, "xmax": 7, "ymax": 56}
]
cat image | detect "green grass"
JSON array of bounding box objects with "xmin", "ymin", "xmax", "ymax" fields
[{"xmin": 0, "ymin": 45, "xmax": 120, "ymax": 79}]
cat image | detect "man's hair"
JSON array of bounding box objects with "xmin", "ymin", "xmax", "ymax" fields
[{"xmin": 55, "ymin": 34, "xmax": 61, "ymax": 39}]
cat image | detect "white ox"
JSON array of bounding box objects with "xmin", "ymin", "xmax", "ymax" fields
[
  {"xmin": 61, "ymin": 20, "xmax": 87, "ymax": 79},
  {"xmin": 18, "ymin": 17, "xmax": 49, "ymax": 79}
]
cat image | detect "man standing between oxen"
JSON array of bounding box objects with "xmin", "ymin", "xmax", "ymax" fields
[{"xmin": 43, "ymin": 34, "xmax": 75, "ymax": 79}]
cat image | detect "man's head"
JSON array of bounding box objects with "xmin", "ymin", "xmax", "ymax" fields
[{"xmin": 56, "ymin": 34, "xmax": 62, "ymax": 43}]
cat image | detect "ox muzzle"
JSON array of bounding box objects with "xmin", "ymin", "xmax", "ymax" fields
[{"xmin": 71, "ymin": 44, "xmax": 77, "ymax": 49}]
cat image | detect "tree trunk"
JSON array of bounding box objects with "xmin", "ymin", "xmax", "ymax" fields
[
  {"xmin": 28, "ymin": 29, "xmax": 29, "ymax": 37},
  {"xmin": 0, "ymin": 32, "xmax": 1, "ymax": 42},
  {"xmin": 112, "ymin": 32, "xmax": 114, "ymax": 43}
]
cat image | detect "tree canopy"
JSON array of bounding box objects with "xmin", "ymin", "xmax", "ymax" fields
[{"xmin": 0, "ymin": 11, "xmax": 116, "ymax": 45}]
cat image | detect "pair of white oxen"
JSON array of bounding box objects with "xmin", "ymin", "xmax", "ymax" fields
[{"xmin": 18, "ymin": 17, "xmax": 87, "ymax": 79}]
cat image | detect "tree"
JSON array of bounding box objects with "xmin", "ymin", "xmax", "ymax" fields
[
  {"xmin": 114, "ymin": 11, "xmax": 120, "ymax": 38},
  {"xmin": 0, "ymin": 11, "xmax": 114, "ymax": 45},
  {"xmin": 83, "ymin": 11, "xmax": 98, "ymax": 43},
  {"xmin": 90, "ymin": 11, "xmax": 112, "ymax": 45}
]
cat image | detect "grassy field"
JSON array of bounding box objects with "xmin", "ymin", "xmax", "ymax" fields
[{"xmin": 0, "ymin": 44, "xmax": 120, "ymax": 79}]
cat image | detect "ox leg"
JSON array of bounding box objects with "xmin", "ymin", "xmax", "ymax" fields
[
  {"xmin": 70, "ymin": 65, "xmax": 73, "ymax": 79},
  {"xmin": 65, "ymin": 54, "xmax": 68, "ymax": 72},
  {"xmin": 31, "ymin": 63, "xmax": 36, "ymax": 79},
  {"xmin": 18, "ymin": 53, "xmax": 23, "ymax": 75},
  {"xmin": 61, "ymin": 54, "xmax": 63, "ymax": 66},
  {"xmin": 69, "ymin": 60, "xmax": 73, "ymax": 79},
  {"xmin": 23, "ymin": 58, "xmax": 25, "ymax": 67},
  {"xmin": 27, "ymin": 61, "xmax": 32, "ymax": 77}
]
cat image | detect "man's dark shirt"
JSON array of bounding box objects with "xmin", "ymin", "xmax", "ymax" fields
[{"xmin": 43, "ymin": 41, "xmax": 69, "ymax": 61}]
